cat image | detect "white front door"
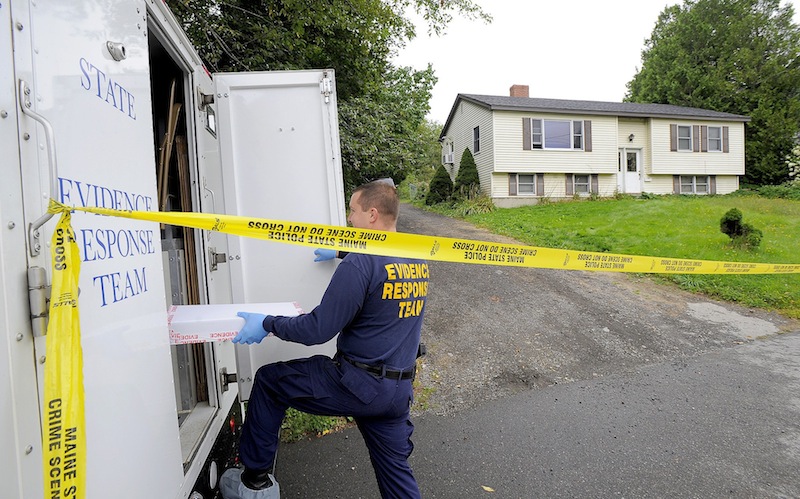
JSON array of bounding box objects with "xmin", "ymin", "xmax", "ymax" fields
[{"xmin": 618, "ymin": 149, "xmax": 641, "ymax": 194}]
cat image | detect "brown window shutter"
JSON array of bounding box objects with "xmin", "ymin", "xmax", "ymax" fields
[
  {"xmin": 692, "ymin": 125, "xmax": 700, "ymax": 152},
  {"xmin": 509, "ymin": 174, "xmax": 518, "ymax": 196},
  {"xmin": 522, "ymin": 118, "xmax": 531, "ymax": 150},
  {"xmin": 722, "ymin": 126, "xmax": 729, "ymax": 153},
  {"xmin": 673, "ymin": 175, "xmax": 680, "ymax": 194},
  {"xmin": 536, "ymin": 173, "xmax": 544, "ymax": 196},
  {"xmin": 710, "ymin": 175, "xmax": 717, "ymax": 194},
  {"xmin": 591, "ymin": 174, "xmax": 599, "ymax": 194},
  {"xmin": 584, "ymin": 120, "xmax": 592, "ymax": 152},
  {"xmin": 670, "ymin": 124, "xmax": 678, "ymax": 151},
  {"xmin": 565, "ymin": 174, "xmax": 574, "ymax": 196},
  {"xmin": 701, "ymin": 126, "xmax": 708, "ymax": 152}
]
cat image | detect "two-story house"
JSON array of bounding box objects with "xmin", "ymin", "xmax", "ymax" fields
[{"xmin": 440, "ymin": 85, "xmax": 751, "ymax": 207}]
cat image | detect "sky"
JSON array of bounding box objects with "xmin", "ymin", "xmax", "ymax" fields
[{"xmin": 392, "ymin": 0, "xmax": 800, "ymax": 124}]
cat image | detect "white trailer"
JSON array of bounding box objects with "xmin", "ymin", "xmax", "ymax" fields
[{"xmin": 1, "ymin": 1, "xmax": 345, "ymax": 497}]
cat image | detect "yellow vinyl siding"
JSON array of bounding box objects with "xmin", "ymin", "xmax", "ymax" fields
[
  {"xmin": 713, "ymin": 175, "xmax": 739, "ymax": 194},
  {"xmin": 492, "ymin": 112, "xmax": 617, "ymax": 174},
  {"xmin": 444, "ymin": 100, "xmax": 494, "ymax": 195},
  {"xmin": 644, "ymin": 175, "xmax": 677, "ymax": 195},
  {"xmin": 492, "ymin": 173, "xmax": 618, "ymax": 203},
  {"xmin": 644, "ymin": 174, "xmax": 740, "ymax": 195},
  {"xmin": 618, "ymin": 118, "xmax": 651, "ymax": 175},
  {"xmin": 651, "ymin": 119, "xmax": 745, "ymax": 175}
]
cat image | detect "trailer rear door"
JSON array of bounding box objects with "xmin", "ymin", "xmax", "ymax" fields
[{"xmin": 213, "ymin": 69, "xmax": 346, "ymax": 401}]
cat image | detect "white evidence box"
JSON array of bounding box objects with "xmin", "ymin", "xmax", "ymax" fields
[{"xmin": 167, "ymin": 302, "xmax": 303, "ymax": 345}]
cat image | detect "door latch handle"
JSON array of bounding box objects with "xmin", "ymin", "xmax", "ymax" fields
[{"xmin": 19, "ymin": 79, "xmax": 59, "ymax": 257}]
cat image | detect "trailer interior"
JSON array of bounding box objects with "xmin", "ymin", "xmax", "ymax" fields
[{"xmin": 147, "ymin": 19, "xmax": 217, "ymax": 471}]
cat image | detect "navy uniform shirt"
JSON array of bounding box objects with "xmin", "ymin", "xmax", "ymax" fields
[{"xmin": 263, "ymin": 253, "xmax": 429, "ymax": 371}]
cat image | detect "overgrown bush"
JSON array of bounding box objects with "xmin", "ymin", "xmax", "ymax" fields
[
  {"xmin": 454, "ymin": 148, "xmax": 480, "ymax": 198},
  {"xmin": 453, "ymin": 185, "xmax": 494, "ymax": 215},
  {"xmin": 755, "ymin": 180, "xmax": 800, "ymax": 200},
  {"xmin": 720, "ymin": 208, "xmax": 762, "ymax": 249},
  {"xmin": 426, "ymin": 164, "xmax": 453, "ymax": 205}
]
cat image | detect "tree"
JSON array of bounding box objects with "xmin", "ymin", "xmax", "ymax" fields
[
  {"xmin": 625, "ymin": 0, "xmax": 800, "ymax": 186},
  {"xmin": 338, "ymin": 65, "xmax": 437, "ymax": 190},
  {"xmin": 454, "ymin": 147, "xmax": 479, "ymax": 195},
  {"xmin": 165, "ymin": 0, "xmax": 490, "ymax": 193},
  {"xmin": 426, "ymin": 164, "xmax": 453, "ymax": 205}
]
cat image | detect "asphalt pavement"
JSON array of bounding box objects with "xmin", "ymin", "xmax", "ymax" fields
[
  {"xmin": 275, "ymin": 330, "xmax": 800, "ymax": 498},
  {"xmin": 270, "ymin": 204, "xmax": 800, "ymax": 498}
]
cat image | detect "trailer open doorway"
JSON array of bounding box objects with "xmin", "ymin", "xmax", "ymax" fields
[{"xmin": 147, "ymin": 18, "xmax": 219, "ymax": 471}]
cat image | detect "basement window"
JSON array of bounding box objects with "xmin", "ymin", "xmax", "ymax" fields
[{"xmin": 680, "ymin": 175, "xmax": 709, "ymax": 194}]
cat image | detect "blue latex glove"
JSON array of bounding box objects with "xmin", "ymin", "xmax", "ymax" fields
[
  {"xmin": 234, "ymin": 312, "xmax": 269, "ymax": 344},
  {"xmin": 314, "ymin": 248, "xmax": 337, "ymax": 262}
]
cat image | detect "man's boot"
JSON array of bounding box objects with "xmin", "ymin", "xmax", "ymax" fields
[{"xmin": 219, "ymin": 467, "xmax": 280, "ymax": 499}]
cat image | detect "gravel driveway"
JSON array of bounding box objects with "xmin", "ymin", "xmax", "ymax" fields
[{"xmin": 397, "ymin": 203, "xmax": 800, "ymax": 417}]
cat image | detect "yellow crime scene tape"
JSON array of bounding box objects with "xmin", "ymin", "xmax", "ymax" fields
[
  {"xmin": 43, "ymin": 210, "xmax": 86, "ymax": 499},
  {"xmin": 51, "ymin": 200, "xmax": 800, "ymax": 275},
  {"xmin": 41, "ymin": 199, "xmax": 800, "ymax": 497}
]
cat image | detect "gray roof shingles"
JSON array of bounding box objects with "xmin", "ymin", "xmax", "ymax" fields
[{"xmin": 441, "ymin": 94, "xmax": 750, "ymax": 138}]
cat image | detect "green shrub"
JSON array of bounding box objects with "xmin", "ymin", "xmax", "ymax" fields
[
  {"xmin": 740, "ymin": 223, "xmax": 763, "ymax": 248},
  {"xmin": 454, "ymin": 148, "xmax": 480, "ymax": 197},
  {"xmin": 453, "ymin": 188, "xmax": 494, "ymax": 215},
  {"xmin": 755, "ymin": 180, "xmax": 800, "ymax": 200},
  {"xmin": 720, "ymin": 208, "xmax": 744, "ymax": 237},
  {"xmin": 426, "ymin": 164, "xmax": 453, "ymax": 205},
  {"xmin": 720, "ymin": 208, "xmax": 762, "ymax": 249}
]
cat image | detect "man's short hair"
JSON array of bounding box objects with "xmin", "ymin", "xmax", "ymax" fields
[{"xmin": 353, "ymin": 180, "xmax": 399, "ymax": 221}]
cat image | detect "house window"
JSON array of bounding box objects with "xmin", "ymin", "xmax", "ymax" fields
[
  {"xmin": 473, "ymin": 126, "xmax": 481, "ymax": 153},
  {"xmin": 532, "ymin": 120, "xmax": 542, "ymax": 148},
  {"xmin": 677, "ymin": 125, "xmax": 692, "ymax": 151},
  {"xmin": 573, "ymin": 121, "xmax": 583, "ymax": 149},
  {"xmin": 531, "ymin": 119, "xmax": 584, "ymax": 150},
  {"xmin": 707, "ymin": 126, "xmax": 722, "ymax": 152},
  {"xmin": 509, "ymin": 173, "xmax": 543, "ymax": 196},
  {"xmin": 680, "ymin": 175, "xmax": 709, "ymax": 194},
  {"xmin": 574, "ymin": 174, "xmax": 591, "ymax": 194},
  {"xmin": 518, "ymin": 174, "xmax": 536, "ymax": 194}
]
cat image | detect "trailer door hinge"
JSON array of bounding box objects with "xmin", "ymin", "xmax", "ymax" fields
[
  {"xmin": 209, "ymin": 247, "xmax": 227, "ymax": 272},
  {"xmin": 28, "ymin": 267, "xmax": 50, "ymax": 337},
  {"xmin": 220, "ymin": 367, "xmax": 238, "ymax": 393},
  {"xmin": 320, "ymin": 72, "xmax": 332, "ymax": 104},
  {"xmin": 196, "ymin": 87, "xmax": 215, "ymax": 110}
]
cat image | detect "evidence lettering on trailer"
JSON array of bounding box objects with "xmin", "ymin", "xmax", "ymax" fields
[{"xmin": 59, "ymin": 177, "xmax": 153, "ymax": 212}]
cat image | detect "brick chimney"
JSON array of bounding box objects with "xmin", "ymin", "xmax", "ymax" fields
[{"xmin": 510, "ymin": 84, "xmax": 529, "ymax": 98}]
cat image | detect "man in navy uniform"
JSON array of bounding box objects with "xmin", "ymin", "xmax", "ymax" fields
[{"xmin": 221, "ymin": 180, "xmax": 429, "ymax": 499}]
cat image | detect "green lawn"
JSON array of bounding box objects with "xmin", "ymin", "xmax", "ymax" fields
[{"xmin": 463, "ymin": 194, "xmax": 800, "ymax": 318}]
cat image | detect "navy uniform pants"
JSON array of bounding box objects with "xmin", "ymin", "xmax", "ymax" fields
[{"xmin": 239, "ymin": 355, "xmax": 420, "ymax": 499}]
